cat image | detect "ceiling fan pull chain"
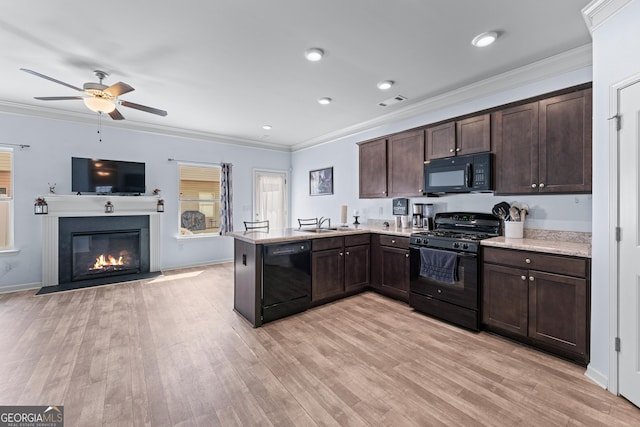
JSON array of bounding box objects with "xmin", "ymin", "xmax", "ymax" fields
[{"xmin": 98, "ymin": 112, "xmax": 102, "ymax": 142}]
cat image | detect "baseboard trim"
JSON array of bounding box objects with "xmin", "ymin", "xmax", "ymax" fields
[{"xmin": 585, "ymin": 364, "xmax": 609, "ymax": 390}]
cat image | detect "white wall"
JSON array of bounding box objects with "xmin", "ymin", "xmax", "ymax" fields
[
  {"xmin": 0, "ymin": 112, "xmax": 290, "ymax": 292},
  {"xmin": 589, "ymin": 0, "xmax": 640, "ymax": 387},
  {"xmin": 291, "ymin": 67, "xmax": 593, "ymax": 233}
]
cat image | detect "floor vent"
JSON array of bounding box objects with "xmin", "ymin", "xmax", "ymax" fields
[{"xmin": 378, "ymin": 95, "xmax": 407, "ymax": 107}]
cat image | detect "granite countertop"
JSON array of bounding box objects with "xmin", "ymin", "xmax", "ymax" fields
[
  {"xmin": 481, "ymin": 235, "xmax": 591, "ymax": 258},
  {"xmin": 228, "ymin": 224, "xmax": 414, "ymax": 244}
]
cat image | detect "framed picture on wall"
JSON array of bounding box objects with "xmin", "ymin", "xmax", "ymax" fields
[{"xmin": 309, "ymin": 167, "xmax": 333, "ymax": 196}]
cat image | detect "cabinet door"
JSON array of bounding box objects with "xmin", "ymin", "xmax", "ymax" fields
[
  {"xmin": 494, "ymin": 102, "xmax": 539, "ymax": 194},
  {"xmin": 312, "ymin": 249, "xmax": 345, "ymax": 301},
  {"xmin": 359, "ymin": 138, "xmax": 388, "ymax": 198},
  {"xmin": 381, "ymin": 246, "xmax": 410, "ymax": 299},
  {"xmin": 387, "ymin": 130, "xmax": 425, "ymax": 197},
  {"xmin": 538, "ymin": 89, "xmax": 592, "ymax": 193},
  {"xmin": 345, "ymin": 244, "xmax": 370, "ymax": 292},
  {"xmin": 528, "ymin": 270, "xmax": 588, "ymax": 358},
  {"xmin": 425, "ymin": 121, "xmax": 455, "ymax": 159},
  {"xmin": 456, "ymin": 113, "xmax": 491, "ymax": 156},
  {"xmin": 482, "ymin": 263, "xmax": 528, "ymax": 337}
]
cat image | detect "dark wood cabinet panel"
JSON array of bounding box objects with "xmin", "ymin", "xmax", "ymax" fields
[
  {"xmin": 345, "ymin": 244, "xmax": 370, "ymax": 292},
  {"xmin": 426, "ymin": 121, "xmax": 455, "ymax": 160},
  {"xmin": 482, "ymin": 263, "xmax": 528, "ymax": 337},
  {"xmin": 482, "ymin": 246, "xmax": 591, "ymax": 364},
  {"xmin": 495, "ymin": 88, "xmax": 592, "ymax": 195},
  {"xmin": 456, "ymin": 113, "xmax": 491, "ymax": 156},
  {"xmin": 312, "ymin": 248, "xmax": 345, "ymax": 301},
  {"xmin": 538, "ymin": 89, "xmax": 592, "ymax": 193},
  {"xmin": 359, "ymin": 138, "xmax": 388, "ymax": 198},
  {"xmin": 381, "ymin": 246, "xmax": 410, "ymax": 299},
  {"xmin": 387, "ymin": 130, "xmax": 425, "ymax": 197},
  {"xmin": 494, "ymin": 102, "xmax": 539, "ymax": 194},
  {"xmin": 528, "ymin": 270, "xmax": 588, "ymax": 359}
]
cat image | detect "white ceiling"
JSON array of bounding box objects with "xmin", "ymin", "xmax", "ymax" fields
[{"xmin": 0, "ymin": 1, "xmax": 593, "ymax": 151}]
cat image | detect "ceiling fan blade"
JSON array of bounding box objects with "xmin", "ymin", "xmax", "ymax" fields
[
  {"xmin": 20, "ymin": 68, "xmax": 83, "ymax": 92},
  {"xmin": 104, "ymin": 82, "xmax": 134, "ymax": 97},
  {"xmin": 108, "ymin": 108, "xmax": 125, "ymax": 120},
  {"xmin": 120, "ymin": 100, "xmax": 167, "ymax": 117},
  {"xmin": 34, "ymin": 96, "xmax": 84, "ymax": 101}
]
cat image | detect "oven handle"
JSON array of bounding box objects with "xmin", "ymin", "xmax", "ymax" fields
[{"xmin": 409, "ymin": 246, "xmax": 477, "ymax": 258}]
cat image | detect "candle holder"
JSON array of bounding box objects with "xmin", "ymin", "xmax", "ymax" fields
[
  {"xmin": 104, "ymin": 201, "xmax": 114, "ymax": 214},
  {"xmin": 157, "ymin": 199, "xmax": 165, "ymax": 213},
  {"xmin": 353, "ymin": 215, "xmax": 360, "ymax": 225},
  {"xmin": 34, "ymin": 197, "xmax": 48, "ymax": 215}
]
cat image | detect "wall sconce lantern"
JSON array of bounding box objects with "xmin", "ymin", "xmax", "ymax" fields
[
  {"xmin": 34, "ymin": 197, "xmax": 48, "ymax": 215},
  {"xmin": 157, "ymin": 199, "xmax": 164, "ymax": 213},
  {"xmin": 104, "ymin": 201, "xmax": 114, "ymax": 214}
]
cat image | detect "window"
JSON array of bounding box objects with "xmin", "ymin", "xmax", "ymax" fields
[
  {"xmin": 178, "ymin": 164, "xmax": 221, "ymax": 236},
  {"xmin": 0, "ymin": 149, "xmax": 13, "ymax": 249}
]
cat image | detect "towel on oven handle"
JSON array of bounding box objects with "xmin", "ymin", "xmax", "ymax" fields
[{"xmin": 419, "ymin": 247, "xmax": 458, "ymax": 284}]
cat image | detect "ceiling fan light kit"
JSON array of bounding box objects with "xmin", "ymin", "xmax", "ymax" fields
[{"xmin": 20, "ymin": 68, "xmax": 167, "ymax": 120}]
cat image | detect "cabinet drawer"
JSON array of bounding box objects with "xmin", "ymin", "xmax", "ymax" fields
[
  {"xmin": 345, "ymin": 234, "xmax": 370, "ymax": 247},
  {"xmin": 312, "ymin": 236, "xmax": 344, "ymax": 251},
  {"xmin": 379, "ymin": 235, "xmax": 409, "ymax": 249},
  {"xmin": 483, "ymin": 247, "xmax": 588, "ymax": 278}
]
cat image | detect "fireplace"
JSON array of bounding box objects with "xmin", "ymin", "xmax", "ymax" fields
[{"xmin": 58, "ymin": 216, "xmax": 150, "ymax": 285}]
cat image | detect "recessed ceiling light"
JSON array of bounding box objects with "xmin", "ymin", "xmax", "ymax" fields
[
  {"xmin": 377, "ymin": 80, "xmax": 394, "ymax": 90},
  {"xmin": 471, "ymin": 31, "xmax": 498, "ymax": 47},
  {"xmin": 262, "ymin": 124, "xmax": 272, "ymax": 130},
  {"xmin": 317, "ymin": 97, "xmax": 332, "ymax": 105},
  {"xmin": 304, "ymin": 48, "xmax": 324, "ymax": 62}
]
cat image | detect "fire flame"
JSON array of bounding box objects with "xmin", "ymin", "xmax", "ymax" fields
[{"xmin": 94, "ymin": 254, "xmax": 124, "ymax": 269}]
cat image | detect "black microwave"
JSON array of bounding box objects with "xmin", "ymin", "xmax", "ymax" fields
[{"xmin": 423, "ymin": 152, "xmax": 493, "ymax": 194}]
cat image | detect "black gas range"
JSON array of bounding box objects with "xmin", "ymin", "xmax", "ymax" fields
[
  {"xmin": 408, "ymin": 212, "xmax": 500, "ymax": 331},
  {"xmin": 409, "ymin": 212, "xmax": 501, "ymax": 252}
]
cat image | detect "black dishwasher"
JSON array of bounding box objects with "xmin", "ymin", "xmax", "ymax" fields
[{"xmin": 262, "ymin": 241, "xmax": 311, "ymax": 323}]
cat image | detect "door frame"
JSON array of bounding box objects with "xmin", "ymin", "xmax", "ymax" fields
[
  {"xmin": 608, "ymin": 72, "xmax": 640, "ymax": 395},
  {"xmin": 252, "ymin": 168, "xmax": 290, "ymax": 228}
]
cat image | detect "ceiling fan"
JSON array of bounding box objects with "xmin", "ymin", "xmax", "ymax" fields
[{"xmin": 20, "ymin": 68, "xmax": 167, "ymax": 120}]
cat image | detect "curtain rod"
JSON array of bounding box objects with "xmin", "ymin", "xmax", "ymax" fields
[
  {"xmin": 0, "ymin": 143, "xmax": 30, "ymax": 150},
  {"xmin": 168, "ymin": 158, "xmax": 232, "ymax": 166}
]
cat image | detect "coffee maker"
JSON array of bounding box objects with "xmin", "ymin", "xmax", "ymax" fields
[
  {"xmin": 412, "ymin": 203, "xmax": 424, "ymax": 228},
  {"xmin": 423, "ymin": 203, "xmax": 434, "ymax": 230}
]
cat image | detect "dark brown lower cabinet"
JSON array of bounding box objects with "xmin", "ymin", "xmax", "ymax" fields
[
  {"xmin": 482, "ymin": 247, "xmax": 590, "ymax": 365},
  {"xmin": 311, "ymin": 234, "xmax": 370, "ymax": 303},
  {"xmin": 371, "ymin": 234, "xmax": 410, "ymax": 302}
]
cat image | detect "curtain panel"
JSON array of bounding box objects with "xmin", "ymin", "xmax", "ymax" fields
[{"xmin": 219, "ymin": 163, "xmax": 233, "ymax": 234}]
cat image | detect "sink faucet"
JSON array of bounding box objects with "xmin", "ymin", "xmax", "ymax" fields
[{"xmin": 318, "ymin": 217, "xmax": 331, "ymax": 229}]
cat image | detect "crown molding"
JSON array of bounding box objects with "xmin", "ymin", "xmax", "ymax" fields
[
  {"xmin": 582, "ymin": 0, "xmax": 633, "ymax": 33},
  {"xmin": 0, "ymin": 100, "xmax": 292, "ymax": 152},
  {"xmin": 291, "ymin": 44, "xmax": 593, "ymax": 152}
]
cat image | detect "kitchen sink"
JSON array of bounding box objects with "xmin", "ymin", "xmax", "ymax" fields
[{"xmin": 298, "ymin": 227, "xmax": 338, "ymax": 233}]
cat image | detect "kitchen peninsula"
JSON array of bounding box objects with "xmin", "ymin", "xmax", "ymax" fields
[{"xmin": 229, "ymin": 225, "xmax": 412, "ymax": 327}]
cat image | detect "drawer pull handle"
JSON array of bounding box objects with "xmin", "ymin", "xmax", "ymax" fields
[
  {"xmin": 405, "ymin": 253, "xmax": 409, "ymax": 258},
  {"xmin": 391, "ymin": 239, "xmax": 396, "ymax": 244},
  {"xmin": 525, "ymin": 258, "xmax": 531, "ymax": 264}
]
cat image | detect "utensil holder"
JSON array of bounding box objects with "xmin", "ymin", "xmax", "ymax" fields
[{"xmin": 504, "ymin": 221, "xmax": 524, "ymax": 239}]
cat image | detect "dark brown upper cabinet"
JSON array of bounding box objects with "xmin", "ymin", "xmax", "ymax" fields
[
  {"xmin": 358, "ymin": 138, "xmax": 387, "ymax": 198},
  {"xmin": 426, "ymin": 114, "xmax": 491, "ymax": 160},
  {"xmin": 495, "ymin": 88, "xmax": 592, "ymax": 194},
  {"xmin": 387, "ymin": 129, "xmax": 425, "ymax": 197}
]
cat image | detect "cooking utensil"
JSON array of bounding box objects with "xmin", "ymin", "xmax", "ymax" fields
[
  {"xmin": 492, "ymin": 202, "xmax": 511, "ymax": 221},
  {"xmin": 509, "ymin": 206, "xmax": 521, "ymax": 221}
]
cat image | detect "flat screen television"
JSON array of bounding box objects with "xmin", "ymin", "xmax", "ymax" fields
[{"xmin": 72, "ymin": 157, "xmax": 146, "ymax": 195}]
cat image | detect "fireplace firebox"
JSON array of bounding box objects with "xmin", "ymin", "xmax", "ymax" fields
[{"xmin": 58, "ymin": 216, "xmax": 150, "ymax": 286}]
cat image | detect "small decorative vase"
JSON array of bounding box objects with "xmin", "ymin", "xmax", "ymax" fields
[
  {"xmin": 104, "ymin": 201, "xmax": 114, "ymax": 214},
  {"xmin": 34, "ymin": 198, "xmax": 48, "ymax": 215}
]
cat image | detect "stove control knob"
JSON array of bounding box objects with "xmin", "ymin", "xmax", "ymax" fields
[
  {"xmin": 453, "ymin": 242, "xmax": 460, "ymax": 249},
  {"xmin": 415, "ymin": 238, "xmax": 422, "ymax": 245},
  {"xmin": 462, "ymin": 243, "xmax": 469, "ymax": 250}
]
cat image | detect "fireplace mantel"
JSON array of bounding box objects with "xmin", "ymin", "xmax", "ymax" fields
[{"xmin": 39, "ymin": 195, "xmax": 161, "ymax": 286}]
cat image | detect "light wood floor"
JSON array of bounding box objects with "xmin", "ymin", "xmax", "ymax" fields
[{"xmin": 0, "ymin": 263, "xmax": 638, "ymax": 426}]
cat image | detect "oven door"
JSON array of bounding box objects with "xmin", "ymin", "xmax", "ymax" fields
[{"xmin": 409, "ymin": 246, "xmax": 478, "ymax": 310}]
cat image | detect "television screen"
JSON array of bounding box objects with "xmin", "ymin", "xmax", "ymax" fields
[{"xmin": 72, "ymin": 157, "xmax": 145, "ymax": 195}]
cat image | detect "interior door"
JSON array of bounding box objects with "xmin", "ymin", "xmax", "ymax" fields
[
  {"xmin": 253, "ymin": 170, "xmax": 288, "ymax": 229},
  {"xmin": 618, "ymin": 79, "xmax": 640, "ymax": 408}
]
